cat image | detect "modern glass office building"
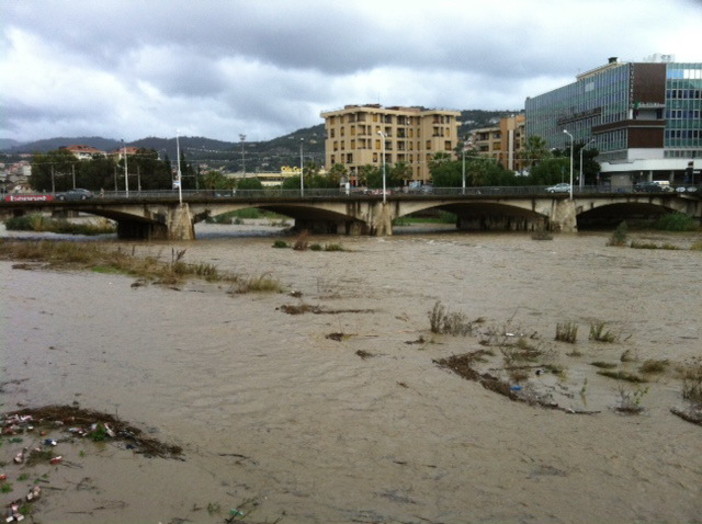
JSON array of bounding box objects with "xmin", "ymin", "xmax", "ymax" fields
[{"xmin": 525, "ymin": 57, "xmax": 701, "ymax": 186}]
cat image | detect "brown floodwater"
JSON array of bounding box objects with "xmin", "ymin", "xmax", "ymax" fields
[{"xmin": 1, "ymin": 223, "xmax": 701, "ymax": 523}]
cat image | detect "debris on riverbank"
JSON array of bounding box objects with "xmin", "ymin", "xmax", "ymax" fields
[{"xmin": 2, "ymin": 405, "xmax": 183, "ymax": 459}]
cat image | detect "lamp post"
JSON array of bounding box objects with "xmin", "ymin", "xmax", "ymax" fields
[
  {"xmin": 563, "ymin": 130, "xmax": 574, "ymax": 199},
  {"xmin": 378, "ymin": 131, "xmax": 387, "ymax": 204},
  {"xmin": 239, "ymin": 134, "xmax": 246, "ymax": 177},
  {"xmin": 122, "ymin": 139, "xmax": 129, "ymax": 197},
  {"xmin": 462, "ymin": 145, "xmax": 466, "ymax": 195},
  {"xmin": 299, "ymin": 138, "xmax": 304, "ymax": 197},
  {"xmin": 176, "ymin": 132, "xmax": 183, "ymax": 205},
  {"xmin": 579, "ymin": 138, "xmax": 595, "ymax": 190}
]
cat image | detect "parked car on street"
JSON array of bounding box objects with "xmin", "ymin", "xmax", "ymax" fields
[
  {"xmin": 634, "ymin": 181, "xmax": 668, "ymax": 193},
  {"xmin": 56, "ymin": 188, "xmax": 94, "ymax": 201},
  {"xmin": 545, "ymin": 183, "xmax": 571, "ymax": 193}
]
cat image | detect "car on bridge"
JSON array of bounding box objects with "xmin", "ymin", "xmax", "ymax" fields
[
  {"xmin": 56, "ymin": 188, "xmax": 94, "ymax": 201},
  {"xmin": 634, "ymin": 181, "xmax": 669, "ymax": 193},
  {"xmin": 545, "ymin": 183, "xmax": 571, "ymax": 193}
]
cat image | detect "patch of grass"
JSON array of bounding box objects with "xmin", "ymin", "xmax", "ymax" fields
[
  {"xmin": 231, "ymin": 273, "xmax": 283, "ymax": 294},
  {"xmin": 680, "ymin": 357, "xmax": 702, "ymax": 407},
  {"xmin": 5, "ymin": 214, "xmax": 115, "ymax": 235},
  {"xmin": 620, "ymin": 349, "xmax": 638, "ymax": 362},
  {"xmin": 428, "ymin": 301, "xmax": 478, "ymax": 336},
  {"xmin": 531, "ymin": 229, "xmax": 553, "ymax": 241},
  {"xmin": 293, "ymin": 230, "xmax": 310, "ymax": 251},
  {"xmin": 272, "ymin": 240, "xmax": 289, "ymax": 248},
  {"xmin": 639, "ymin": 359, "xmax": 669, "ymax": 374},
  {"xmin": 597, "ymin": 370, "xmax": 647, "ymax": 383},
  {"xmin": 690, "ymin": 241, "xmax": 702, "ymax": 251},
  {"xmin": 1, "ymin": 483, "xmax": 13, "ymax": 493},
  {"xmin": 614, "ymin": 385, "xmax": 649, "ymax": 414},
  {"xmin": 590, "ymin": 361, "xmax": 618, "ymax": 369},
  {"xmin": 654, "ymin": 212, "xmax": 699, "ymax": 231},
  {"xmin": 607, "ymin": 221, "xmax": 628, "ymax": 246},
  {"xmin": 629, "ymin": 241, "xmax": 680, "ymax": 250},
  {"xmin": 588, "ymin": 321, "xmax": 619, "ymax": 343},
  {"xmin": 0, "ymin": 240, "xmax": 280, "ymax": 293},
  {"xmin": 555, "ymin": 321, "xmax": 578, "ymax": 343}
]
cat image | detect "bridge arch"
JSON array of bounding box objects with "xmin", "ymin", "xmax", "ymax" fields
[
  {"xmin": 576, "ymin": 201, "xmax": 676, "ymax": 229},
  {"xmin": 394, "ymin": 199, "xmax": 552, "ymax": 231}
]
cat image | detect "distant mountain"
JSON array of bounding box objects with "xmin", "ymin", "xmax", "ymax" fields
[
  {"xmin": 0, "ymin": 138, "xmax": 25, "ymax": 150},
  {"xmin": 1, "ymin": 110, "xmax": 514, "ymax": 170},
  {"xmin": 4, "ymin": 136, "xmax": 123, "ymax": 154}
]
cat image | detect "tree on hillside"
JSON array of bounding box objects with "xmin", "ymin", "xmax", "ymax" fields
[{"xmin": 30, "ymin": 149, "xmax": 81, "ymax": 192}]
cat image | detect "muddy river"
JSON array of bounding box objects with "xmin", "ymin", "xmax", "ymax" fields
[{"xmin": 1, "ymin": 223, "xmax": 701, "ymax": 523}]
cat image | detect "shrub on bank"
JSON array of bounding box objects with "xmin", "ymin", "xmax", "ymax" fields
[
  {"xmin": 5, "ymin": 214, "xmax": 115, "ymax": 236},
  {"xmin": 654, "ymin": 213, "xmax": 698, "ymax": 232}
]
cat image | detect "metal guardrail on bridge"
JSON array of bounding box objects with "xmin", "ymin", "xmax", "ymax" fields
[{"xmin": 3, "ymin": 184, "xmax": 700, "ymax": 204}]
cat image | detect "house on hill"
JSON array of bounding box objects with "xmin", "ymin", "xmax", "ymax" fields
[{"xmin": 61, "ymin": 144, "xmax": 107, "ymax": 160}]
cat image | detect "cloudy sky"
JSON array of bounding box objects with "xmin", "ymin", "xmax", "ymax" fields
[{"xmin": 1, "ymin": 0, "xmax": 700, "ymax": 143}]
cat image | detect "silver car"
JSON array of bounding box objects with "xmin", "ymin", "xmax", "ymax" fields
[{"xmin": 546, "ymin": 183, "xmax": 571, "ymax": 193}]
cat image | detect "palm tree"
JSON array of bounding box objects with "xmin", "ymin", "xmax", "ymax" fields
[{"xmin": 520, "ymin": 135, "xmax": 551, "ymax": 170}]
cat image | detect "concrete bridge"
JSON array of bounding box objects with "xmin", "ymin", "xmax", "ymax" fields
[{"xmin": 2, "ymin": 187, "xmax": 701, "ymax": 240}]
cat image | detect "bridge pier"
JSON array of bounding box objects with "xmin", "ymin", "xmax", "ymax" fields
[
  {"xmin": 116, "ymin": 203, "xmax": 195, "ymax": 240},
  {"xmin": 369, "ymin": 202, "xmax": 394, "ymax": 236},
  {"xmin": 549, "ymin": 200, "xmax": 578, "ymax": 232}
]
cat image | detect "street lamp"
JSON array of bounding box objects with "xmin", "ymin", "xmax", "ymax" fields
[
  {"xmin": 378, "ymin": 131, "xmax": 387, "ymax": 204},
  {"xmin": 175, "ymin": 132, "xmax": 183, "ymax": 205},
  {"xmin": 462, "ymin": 145, "xmax": 466, "ymax": 195},
  {"xmin": 122, "ymin": 139, "xmax": 129, "ymax": 197},
  {"xmin": 563, "ymin": 130, "xmax": 574, "ymax": 199},
  {"xmin": 579, "ymin": 138, "xmax": 596, "ymax": 190},
  {"xmin": 299, "ymin": 138, "xmax": 304, "ymax": 197}
]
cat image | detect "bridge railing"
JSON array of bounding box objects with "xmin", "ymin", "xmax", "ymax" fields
[{"xmin": 5, "ymin": 184, "xmax": 699, "ymax": 205}]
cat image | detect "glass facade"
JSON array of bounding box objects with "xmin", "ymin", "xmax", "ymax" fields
[
  {"xmin": 664, "ymin": 63, "xmax": 702, "ymax": 157},
  {"xmin": 525, "ymin": 62, "xmax": 631, "ymax": 156},
  {"xmin": 526, "ymin": 61, "xmax": 702, "ymax": 165}
]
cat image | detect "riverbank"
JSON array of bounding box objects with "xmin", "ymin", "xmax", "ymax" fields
[{"xmin": 1, "ymin": 227, "xmax": 701, "ymax": 522}]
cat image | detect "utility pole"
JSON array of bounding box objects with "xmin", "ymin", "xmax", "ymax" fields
[{"xmin": 239, "ymin": 134, "xmax": 246, "ymax": 176}]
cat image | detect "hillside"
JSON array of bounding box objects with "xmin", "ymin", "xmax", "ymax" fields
[{"xmin": 2, "ymin": 110, "xmax": 515, "ymax": 172}]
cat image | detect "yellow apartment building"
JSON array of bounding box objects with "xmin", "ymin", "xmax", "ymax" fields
[
  {"xmin": 469, "ymin": 113, "xmax": 525, "ymax": 173},
  {"xmin": 320, "ymin": 104, "xmax": 461, "ymax": 185}
]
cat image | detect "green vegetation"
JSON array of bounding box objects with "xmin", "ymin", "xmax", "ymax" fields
[
  {"xmin": 5, "ymin": 214, "xmax": 116, "ymax": 236},
  {"xmin": 629, "ymin": 241, "xmax": 680, "ymax": 250},
  {"xmin": 428, "ymin": 301, "xmax": 480, "ymax": 336},
  {"xmin": 555, "ymin": 321, "xmax": 578, "ymax": 343},
  {"xmin": 30, "ymin": 147, "xmax": 174, "ymax": 193},
  {"xmin": 588, "ymin": 321, "xmax": 619, "ymax": 343},
  {"xmin": 654, "ymin": 212, "xmax": 699, "ymax": 231},
  {"xmin": 639, "ymin": 359, "xmax": 670, "ymax": 374},
  {"xmin": 681, "ymin": 357, "xmax": 702, "ymax": 407},
  {"xmin": 0, "ymin": 240, "xmax": 283, "ymax": 293},
  {"xmin": 607, "ymin": 221, "xmax": 628, "ymax": 246},
  {"xmin": 597, "ymin": 370, "xmax": 647, "ymax": 383},
  {"xmin": 614, "ymin": 385, "xmax": 649, "ymax": 413},
  {"xmin": 590, "ymin": 361, "xmax": 618, "ymax": 369}
]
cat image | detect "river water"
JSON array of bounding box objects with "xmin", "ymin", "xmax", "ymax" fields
[{"xmin": 1, "ymin": 223, "xmax": 701, "ymax": 523}]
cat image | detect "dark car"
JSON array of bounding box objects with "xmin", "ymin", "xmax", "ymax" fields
[
  {"xmin": 634, "ymin": 181, "xmax": 666, "ymax": 193},
  {"xmin": 56, "ymin": 188, "xmax": 94, "ymax": 201}
]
